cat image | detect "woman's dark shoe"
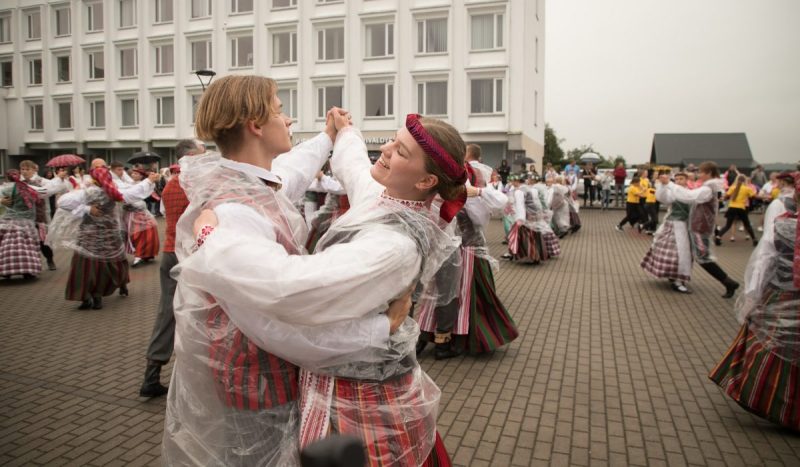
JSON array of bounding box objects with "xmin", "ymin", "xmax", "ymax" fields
[
  {"xmin": 119, "ymin": 285, "xmax": 129, "ymax": 297},
  {"xmin": 722, "ymin": 279, "xmax": 740, "ymax": 299},
  {"xmin": 78, "ymin": 298, "xmax": 93, "ymax": 310},
  {"xmin": 92, "ymin": 296, "xmax": 103, "ymax": 309}
]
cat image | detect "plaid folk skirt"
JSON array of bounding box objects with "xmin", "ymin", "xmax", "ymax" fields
[
  {"xmin": 640, "ymin": 221, "xmax": 691, "ymax": 282},
  {"xmin": 0, "ymin": 219, "xmax": 42, "ymax": 277},
  {"xmin": 125, "ymin": 211, "xmax": 160, "ymax": 258},
  {"xmin": 509, "ymin": 223, "xmax": 558, "ymax": 264},
  {"xmin": 65, "ymin": 253, "xmax": 129, "ymax": 301}
]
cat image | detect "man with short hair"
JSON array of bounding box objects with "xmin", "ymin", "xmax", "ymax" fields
[
  {"xmin": 18, "ymin": 160, "xmax": 70, "ymax": 270},
  {"xmin": 139, "ymin": 139, "xmax": 204, "ymax": 397}
]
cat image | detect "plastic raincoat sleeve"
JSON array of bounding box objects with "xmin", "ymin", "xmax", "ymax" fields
[
  {"xmin": 762, "ymin": 198, "xmax": 788, "ymax": 245},
  {"xmin": 666, "ymin": 182, "xmax": 714, "ymax": 205},
  {"xmin": 464, "ymin": 193, "xmax": 490, "ymax": 228},
  {"xmin": 56, "ymin": 189, "xmax": 91, "ymax": 217},
  {"xmin": 480, "ymin": 184, "xmax": 508, "ymax": 211},
  {"xmin": 514, "ymin": 189, "xmax": 526, "ymax": 223},
  {"xmin": 30, "ymin": 177, "xmax": 69, "ymax": 198},
  {"xmin": 119, "ymin": 180, "xmax": 155, "ymax": 203},
  {"xmin": 319, "ymin": 175, "xmax": 345, "ymax": 195},
  {"xmin": 272, "ymin": 132, "xmax": 334, "ymax": 204},
  {"xmin": 329, "ymin": 127, "xmax": 384, "ymax": 208},
  {"xmin": 178, "ymin": 203, "xmax": 421, "ymax": 327},
  {"xmin": 655, "ymin": 182, "xmax": 674, "ymax": 204}
]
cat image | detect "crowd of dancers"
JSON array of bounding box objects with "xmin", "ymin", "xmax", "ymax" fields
[{"xmin": 1, "ymin": 73, "xmax": 797, "ymax": 465}]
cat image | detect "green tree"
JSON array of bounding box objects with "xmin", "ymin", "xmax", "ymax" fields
[{"xmin": 543, "ymin": 124, "xmax": 566, "ymax": 169}]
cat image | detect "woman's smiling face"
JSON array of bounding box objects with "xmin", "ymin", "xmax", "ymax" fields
[{"xmin": 371, "ymin": 127, "xmax": 432, "ymax": 198}]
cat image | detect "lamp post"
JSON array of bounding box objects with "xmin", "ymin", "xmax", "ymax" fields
[{"xmin": 193, "ymin": 69, "xmax": 216, "ymax": 91}]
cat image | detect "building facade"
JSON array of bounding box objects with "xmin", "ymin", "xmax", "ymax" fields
[{"xmin": 0, "ymin": 0, "xmax": 545, "ymax": 172}]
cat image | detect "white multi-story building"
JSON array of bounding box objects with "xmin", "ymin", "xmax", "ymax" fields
[{"xmin": 0, "ymin": 0, "xmax": 544, "ymax": 171}]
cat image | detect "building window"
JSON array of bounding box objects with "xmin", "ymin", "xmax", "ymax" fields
[
  {"xmin": 317, "ymin": 26, "xmax": 344, "ymax": 62},
  {"xmin": 364, "ymin": 82, "xmax": 393, "ymax": 118},
  {"xmin": 416, "ymin": 18, "xmax": 446, "ymax": 54},
  {"xmin": 470, "ymin": 77, "xmax": 503, "ymax": 114},
  {"xmin": 231, "ymin": 0, "xmax": 253, "ymax": 14},
  {"xmin": 0, "ymin": 15, "xmax": 11, "ymax": 43},
  {"xmin": 89, "ymin": 99, "xmax": 105, "ymax": 128},
  {"xmin": 28, "ymin": 57, "xmax": 42, "ymax": 85},
  {"xmin": 191, "ymin": 40, "xmax": 212, "ymax": 71},
  {"xmin": 88, "ymin": 50, "xmax": 104, "ymax": 79},
  {"xmin": 120, "ymin": 97, "xmax": 138, "ymax": 127},
  {"xmin": 365, "ymin": 23, "xmax": 393, "ymax": 58},
  {"xmin": 87, "ymin": 2, "xmax": 103, "ymax": 32},
  {"xmin": 317, "ymin": 0, "xmax": 342, "ymax": 3},
  {"xmin": 272, "ymin": 31, "xmax": 297, "ymax": 65},
  {"xmin": 1, "ymin": 60, "xmax": 11, "ymax": 87},
  {"xmin": 316, "ymin": 85, "xmax": 343, "ymax": 119},
  {"xmin": 417, "ymin": 81, "xmax": 447, "ymax": 116},
  {"xmin": 154, "ymin": 0, "xmax": 173, "ymax": 23},
  {"xmin": 155, "ymin": 95, "xmax": 175, "ymax": 126},
  {"xmin": 470, "ymin": 13, "xmax": 503, "ymax": 50},
  {"xmin": 26, "ymin": 9, "xmax": 41, "ymax": 40},
  {"xmin": 57, "ymin": 101, "xmax": 72, "ymax": 129},
  {"xmin": 272, "ymin": 0, "xmax": 297, "ymax": 8},
  {"xmin": 56, "ymin": 55, "xmax": 70, "ymax": 82},
  {"xmin": 191, "ymin": 0, "xmax": 212, "ymax": 18},
  {"xmin": 230, "ymin": 35, "xmax": 253, "ymax": 68},
  {"xmin": 190, "ymin": 93, "xmax": 201, "ymax": 123},
  {"xmin": 154, "ymin": 43, "xmax": 174, "ymax": 74},
  {"xmin": 277, "ymin": 86, "xmax": 297, "ymax": 119},
  {"xmin": 119, "ymin": 0, "xmax": 137, "ymax": 28},
  {"xmin": 120, "ymin": 48, "xmax": 137, "ymax": 77},
  {"xmin": 55, "ymin": 6, "xmax": 71, "ymax": 37},
  {"xmin": 28, "ymin": 102, "xmax": 44, "ymax": 130}
]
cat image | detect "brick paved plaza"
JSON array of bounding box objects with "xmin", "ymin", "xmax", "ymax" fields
[{"xmin": 1, "ymin": 209, "xmax": 799, "ymax": 466}]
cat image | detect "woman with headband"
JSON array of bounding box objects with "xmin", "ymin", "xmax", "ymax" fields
[{"xmin": 170, "ymin": 101, "xmax": 463, "ymax": 464}]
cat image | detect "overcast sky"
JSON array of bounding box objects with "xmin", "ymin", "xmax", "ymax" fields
[{"xmin": 544, "ymin": 0, "xmax": 800, "ymax": 165}]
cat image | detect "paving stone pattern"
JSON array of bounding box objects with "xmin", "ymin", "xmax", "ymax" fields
[{"xmin": 1, "ymin": 210, "xmax": 798, "ymax": 466}]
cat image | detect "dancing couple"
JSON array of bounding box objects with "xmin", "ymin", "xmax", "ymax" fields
[{"xmin": 163, "ymin": 75, "xmax": 465, "ymax": 466}]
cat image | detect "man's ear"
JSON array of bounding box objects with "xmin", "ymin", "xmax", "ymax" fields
[{"xmin": 245, "ymin": 120, "xmax": 262, "ymax": 137}]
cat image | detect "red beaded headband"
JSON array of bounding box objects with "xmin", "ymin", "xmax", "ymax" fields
[{"xmin": 405, "ymin": 114, "xmax": 467, "ymax": 185}]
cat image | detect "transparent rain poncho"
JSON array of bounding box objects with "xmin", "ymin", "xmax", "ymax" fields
[
  {"xmin": 737, "ymin": 196, "xmax": 800, "ymax": 363},
  {"xmin": 121, "ymin": 199, "xmax": 159, "ymax": 252},
  {"xmin": 0, "ymin": 183, "xmax": 39, "ymax": 239},
  {"xmin": 549, "ymin": 184, "xmax": 571, "ymax": 233},
  {"xmin": 47, "ymin": 186, "xmax": 127, "ymax": 260}
]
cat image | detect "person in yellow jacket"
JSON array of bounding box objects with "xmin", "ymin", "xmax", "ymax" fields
[
  {"xmin": 615, "ymin": 177, "xmax": 647, "ymax": 232},
  {"xmin": 715, "ymin": 174, "xmax": 758, "ymax": 247}
]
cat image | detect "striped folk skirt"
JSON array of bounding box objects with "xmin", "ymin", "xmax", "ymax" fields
[
  {"xmin": 508, "ymin": 223, "xmax": 560, "ymax": 264},
  {"xmin": 456, "ymin": 249, "xmax": 519, "ymax": 355},
  {"xmin": 640, "ymin": 221, "xmax": 692, "ymax": 282},
  {"xmin": 0, "ymin": 219, "xmax": 42, "ymax": 277},
  {"xmin": 126, "ymin": 211, "xmax": 160, "ymax": 258},
  {"xmin": 709, "ymin": 317, "xmax": 800, "ymax": 431},
  {"xmin": 326, "ymin": 373, "xmax": 451, "ymax": 467},
  {"xmin": 65, "ymin": 253, "xmax": 129, "ymax": 301}
]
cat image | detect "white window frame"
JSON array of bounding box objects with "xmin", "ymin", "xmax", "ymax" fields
[
  {"xmin": 88, "ymin": 98, "xmax": 106, "ymax": 128},
  {"xmin": 363, "ymin": 81, "xmax": 394, "ymax": 119},
  {"xmin": 154, "ymin": 94, "xmax": 175, "ymax": 126},
  {"xmin": 154, "ymin": 42, "xmax": 174, "ymax": 75},
  {"xmin": 0, "ymin": 14, "xmax": 11, "ymax": 44},
  {"xmin": 86, "ymin": 1, "xmax": 104, "ymax": 32},
  {"xmin": 54, "ymin": 6, "xmax": 71, "ymax": 37},
  {"xmin": 28, "ymin": 101, "xmax": 44, "ymax": 131},
  {"xmin": 230, "ymin": 0, "xmax": 253, "ymax": 15},
  {"xmin": 190, "ymin": 38, "xmax": 213, "ymax": 71},
  {"xmin": 26, "ymin": 8, "xmax": 41, "ymax": 40},
  {"xmin": 154, "ymin": 0, "xmax": 173, "ymax": 24},
  {"xmin": 272, "ymin": 0, "xmax": 297, "ymax": 9},
  {"xmin": 276, "ymin": 84, "xmax": 297, "ymax": 120},
  {"xmin": 119, "ymin": 95, "xmax": 139, "ymax": 127},
  {"xmin": 0, "ymin": 59, "xmax": 12, "ymax": 87},
  {"xmin": 317, "ymin": 0, "xmax": 343, "ymax": 4},
  {"xmin": 316, "ymin": 24, "xmax": 345, "ymax": 62},
  {"xmin": 119, "ymin": 47, "xmax": 137, "ymax": 78},
  {"xmin": 190, "ymin": 0, "xmax": 212, "ymax": 19},
  {"xmin": 189, "ymin": 92, "xmax": 202, "ymax": 124},
  {"xmin": 87, "ymin": 49, "xmax": 105, "ymax": 80},
  {"xmin": 56, "ymin": 99, "xmax": 73, "ymax": 130},
  {"xmin": 415, "ymin": 16, "xmax": 447, "ymax": 55},
  {"xmin": 416, "ymin": 80, "xmax": 448, "ymax": 117},
  {"xmin": 27, "ymin": 56, "xmax": 43, "ymax": 86},
  {"xmin": 364, "ymin": 22, "xmax": 394, "ymax": 59},
  {"xmin": 469, "ymin": 76, "xmax": 504, "ymax": 115},
  {"xmin": 469, "ymin": 12, "xmax": 504, "ymax": 51},
  {"xmin": 315, "ymin": 82, "xmax": 344, "ymax": 120},
  {"xmin": 230, "ymin": 34, "xmax": 254, "ymax": 69},
  {"xmin": 55, "ymin": 53, "xmax": 71, "ymax": 83},
  {"xmin": 271, "ymin": 30, "xmax": 297, "ymax": 65},
  {"xmin": 119, "ymin": 0, "xmax": 137, "ymax": 28}
]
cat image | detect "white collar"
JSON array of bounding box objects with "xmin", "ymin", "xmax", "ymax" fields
[{"xmin": 220, "ymin": 158, "xmax": 283, "ymax": 186}]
